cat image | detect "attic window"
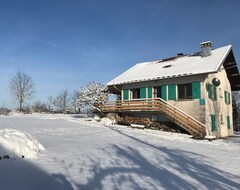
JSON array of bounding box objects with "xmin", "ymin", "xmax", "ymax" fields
[{"xmin": 162, "ymin": 64, "xmax": 172, "ymax": 68}]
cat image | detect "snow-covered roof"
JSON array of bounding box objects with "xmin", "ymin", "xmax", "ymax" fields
[{"xmin": 108, "ymin": 45, "xmax": 232, "ymax": 86}]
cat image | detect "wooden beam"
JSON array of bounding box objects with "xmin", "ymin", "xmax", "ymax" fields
[
  {"xmin": 233, "ymin": 84, "xmax": 240, "ymax": 87},
  {"xmin": 229, "ymin": 73, "xmax": 240, "ymax": 77},
  {"xmin": 224, "ymin": 61, "xmax": 236, "ymax": 66}
]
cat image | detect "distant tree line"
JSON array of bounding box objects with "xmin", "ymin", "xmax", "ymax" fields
[
  {"xmin": 45, "ymin": 82, "xmax": 108, "ymax": 114},
  {"xmin": 8, "ymin": 72, "xmax": 108, "ymax": 114}
]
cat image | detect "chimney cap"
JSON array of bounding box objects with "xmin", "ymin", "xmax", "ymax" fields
[
  {"xmin": 201, "ymin": 41, "xmax": 212, "ymax": 48},
  {"xmin": 177, "ymin": 53, "xmax": 184, "ymax": 56}
]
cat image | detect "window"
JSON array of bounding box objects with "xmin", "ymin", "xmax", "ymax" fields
[
  {"xmin": 131, "ymin": 87, "xmax": 152, "ymax": 99},
  {"xmin": 132, "ymin": 88, "xmax": 140, "ymax": 99},
  {"xmin": 178, "ymin": 83, "xmax": 192, "ymax": 99},
  {"xmin": 153, "ymin": 86, "xmax": 162, "ymax": 98},
  {"xmin": 224, "ymin": 91, "xmax": 231, "ymax": 105},
  {"xmin": 208, "ymin": 83, "xmax": 217, "ymax": 100},
  {"xmin": 151, "ymin": 114, "xmax": 158, "ymax": 121},
  {"xmin": 153, "ymin": 86, "xmax": 167, "ymax": 100}
]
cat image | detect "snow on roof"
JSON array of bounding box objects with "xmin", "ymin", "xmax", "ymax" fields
[{"xmin": 108, "ymin": 45, "xmax": 232, "ymax": 86}]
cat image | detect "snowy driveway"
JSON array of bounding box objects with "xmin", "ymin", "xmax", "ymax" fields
[{"xmin": 0, "ymin": 114, "xmax": 239, "ymax": 190}]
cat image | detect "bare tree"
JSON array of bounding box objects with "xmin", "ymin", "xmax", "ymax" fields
[
  {"xmin": 9, "ymin": 72, "xmax": 35, "ymax": 111},
  {"xmin": 71, "ymin": 90, "xmax": 80, "ymax": 112},
  {"xmin": 53, "ymin": 89, "xmax": 70, "ymax": 112},
  {"xmin": 47, "ymin": 96, "xmax": 55, "ymax": 112},
  {"xmin": 31, "ymin": 100, "xmax": 48, "ymax": 113}
]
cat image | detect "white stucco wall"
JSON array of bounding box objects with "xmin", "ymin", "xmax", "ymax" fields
[{"xmin": 203, "ymin": 67, "xmax": 233, "ymax": 137}]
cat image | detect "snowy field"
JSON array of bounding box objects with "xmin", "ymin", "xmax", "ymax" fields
[{"xmin": 0, "ymin": 113, "xmax": 239, "ymax": 190}]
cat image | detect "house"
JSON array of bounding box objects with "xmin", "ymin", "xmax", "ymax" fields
[{"xmin": 97, "ymin": 41, "xmax": 240, "ymax": 138}]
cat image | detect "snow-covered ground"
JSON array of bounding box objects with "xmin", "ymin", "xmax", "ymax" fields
[
  {"xmin": 0, "ymin": 113, "xmax": 239, "ymax": 190},
  {"xmin": 0, "ymin": 128, "xmax": 45, "ymax": 159}
]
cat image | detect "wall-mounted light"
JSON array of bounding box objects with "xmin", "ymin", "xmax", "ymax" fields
[{"xmin": 212, "ymin": 78, "xmax": 221, "ymax": 87}]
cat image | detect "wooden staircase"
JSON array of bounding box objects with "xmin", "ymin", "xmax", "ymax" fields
[{"xmin": 96, "ymin": 98, "xmax": 206, "ymax": 138}]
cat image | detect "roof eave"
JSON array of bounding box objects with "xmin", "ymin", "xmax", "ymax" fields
[{"xmin": 223, "ymin": 49, "xmax": 240, "ymax": 91}]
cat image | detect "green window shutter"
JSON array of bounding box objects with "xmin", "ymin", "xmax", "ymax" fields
[
  {"xmin": 168, "ymin": 84, "xmax": 176, "ymax": 100},
  {"xmin": 227, "ymin": 116, "xmax": 231, "ymax": 129},
  {"xmin": 224, "ymin": 91, "xmax": 227, "ymax": 104},
  {"xmin": 140, "ymin": 87, "xmax": 146, "ymax": 99},
  {"xmin": 162, "ymin": 85, "xmax": 167, "ymax": 100},
  {"xmin": 224, "ymin": 91, "xmax": 231, "ymax": 105},
  {"xmin": 214, "ymin": 86, "xmax": 217, "ymax": 100},
  {"xmin": 208, "ymin": 84, "xmax": 211, "ymax": 99},
  {"xmin": 211, "ymin": 115, "xmax": 216, "ymax": 131},
  {"xmin": 228, "ymin": 92, "xmax": 231, "ymax": 104},
  {"xmin": 148, "ymin": 87, "xmax": 152, "ymax": 98},
  {"xmin": 123, "ymin": 89, "xmax": 129, "ymax": 100},
  {"xmin": 192, "ymin": 82, "xmax": 201, "ymax": 99}
]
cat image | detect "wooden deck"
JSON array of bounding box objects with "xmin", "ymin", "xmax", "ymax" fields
[{"xmin": 95, "ymin": 98, "xmax": 206, "ymax": 138}]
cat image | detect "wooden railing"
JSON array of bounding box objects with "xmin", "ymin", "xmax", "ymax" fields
[{"xmin": 96, "ymin": 98, "xmax": 206, "ymax": 138}]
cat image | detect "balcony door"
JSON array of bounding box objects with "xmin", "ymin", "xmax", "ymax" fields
[
  {"xmin": 154, "ymin": 86, "xmax": 162, "ymax": 98},
  {"xmin": 132, "ymin": 88, "xmax": 140, "ymax": 99}
]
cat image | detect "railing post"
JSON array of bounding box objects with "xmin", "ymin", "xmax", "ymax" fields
[{"xmin": 173, "ymin": 107, "xmax": 176, "ymax": 122}]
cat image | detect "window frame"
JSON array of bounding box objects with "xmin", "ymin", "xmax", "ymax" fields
[
  {"xmin": 132, "ymin": 88, "xmax": 140, "ymax": 99},
  {"xmin": 208, "ymin": 83, "xmax": 217, "ymax": 100},
  {"xmin": 153, "ymin": 86, "xmax": 162, "ymax": 98},
  {"xmin": 178, "ymin": 83, "xmax": 192, "ymax": 100}
]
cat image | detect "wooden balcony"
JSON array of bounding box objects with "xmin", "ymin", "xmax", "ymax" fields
[{"xmin": 95, "ymin": 98, "xmax": 206, "ymax": 138}]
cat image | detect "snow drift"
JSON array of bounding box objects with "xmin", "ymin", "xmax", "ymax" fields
[{"xmin": 0, "ymin": 129, "xmax": 45, "ymax": 159}]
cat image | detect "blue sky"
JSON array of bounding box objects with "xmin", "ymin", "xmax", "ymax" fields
[{"xmin": 0, "ymin": 0, "xmax": 240, "ymax": 108}]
